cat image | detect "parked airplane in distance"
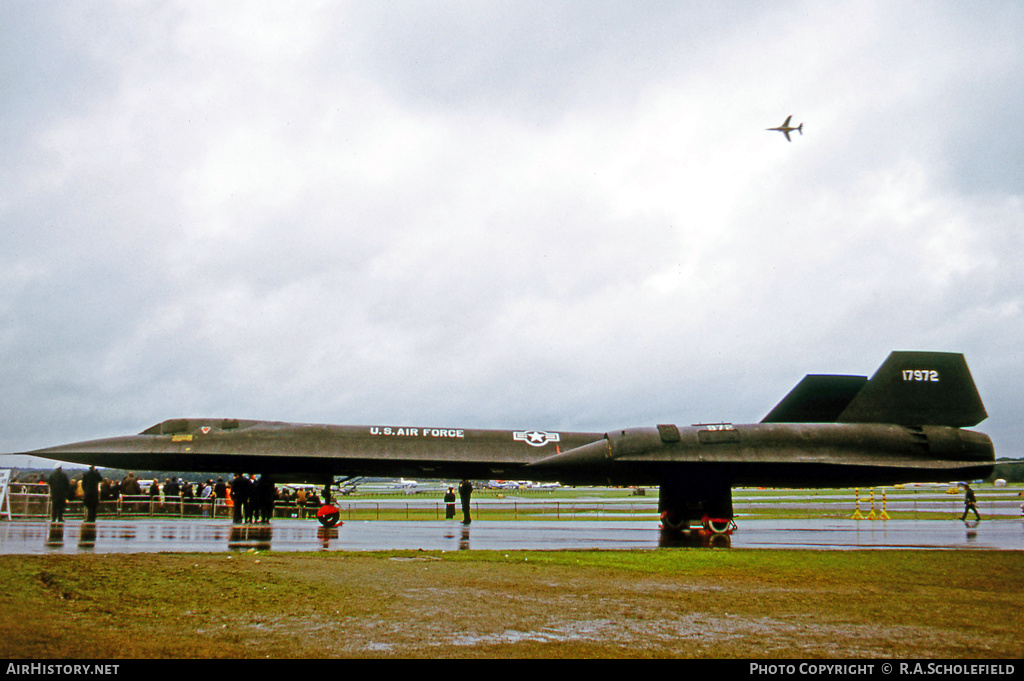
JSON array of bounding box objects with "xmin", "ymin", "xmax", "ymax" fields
[{"xmin": 767, "ymin": 115, "xmax": 803, "ymax": 141}]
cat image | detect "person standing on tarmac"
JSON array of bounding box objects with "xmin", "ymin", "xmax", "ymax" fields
[
  {"xmin": 230, "ymin": 473, "xmax": 251, "ymax": 524},
  {"xmin": 82, "ymin": 465, "xmax": 103, "ymax": 522},
  {"xmin": 253, "ymin": 474, "xmax": 276, "ymax": 523},
  {"xmin": 444, "ymin": 487, "xmax": 456, "ymax": 519},
  {"xmin": 47, "ymin": 467, "xmax": 70, "ymax": 522},
  {"xmin": 459, "ymin": 479, "xmax": 473, "ymax": 525}
]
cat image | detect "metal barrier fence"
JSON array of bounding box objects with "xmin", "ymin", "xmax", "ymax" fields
[
  {"xmin": 2, "ymin": 492, "xmax": 327, "ymax": 520},
  {"xmin": 5, "ymin": 488, "xmax": 1020, "ymax": 521},
  {"xmin": 2, "ymin": 492, "xmax": 660, "ymax": 521}
]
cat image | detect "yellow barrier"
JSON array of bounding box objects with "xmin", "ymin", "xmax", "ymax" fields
[{"xmin": 851, "ymin": 488, "xmax": 890, "ymax": 520}]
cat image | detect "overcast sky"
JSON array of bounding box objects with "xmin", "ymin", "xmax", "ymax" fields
[{"xmin": 2, "ymin": 1, "xmax": 1022, "ymax": 469}]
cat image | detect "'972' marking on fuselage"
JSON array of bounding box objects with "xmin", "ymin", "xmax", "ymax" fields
[{"xmin": 903, "ymin": 370, "xmax": 939, "ymax": 382}]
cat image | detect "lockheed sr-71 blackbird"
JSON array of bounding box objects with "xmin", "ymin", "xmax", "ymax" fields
[{"xmin": 22, "ymin": 351, "xmax": 994, "ymax": 534}]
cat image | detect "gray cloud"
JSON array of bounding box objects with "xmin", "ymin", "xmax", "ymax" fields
[{"xmin": 2, "ymin": 1, "xmax": 1022, "ymax": 467}]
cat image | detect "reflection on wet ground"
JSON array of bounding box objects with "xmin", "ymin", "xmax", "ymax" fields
[{"xmin": 1, "ymin": 517, "xmax": 1021, "ymax": 554}]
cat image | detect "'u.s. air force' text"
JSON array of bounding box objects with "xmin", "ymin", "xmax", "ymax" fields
[{"xmin": 370, "ymin": 427, "xmax": 464, "ymax": 438}]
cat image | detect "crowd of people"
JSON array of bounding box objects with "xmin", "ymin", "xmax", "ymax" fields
[{"xmin": 13, "ymin": 468, "xmax": 324, "ymax": 523}]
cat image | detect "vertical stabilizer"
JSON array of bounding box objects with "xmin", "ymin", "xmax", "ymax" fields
[{"xmin": 836, "ymin": 351, "xmax": 987, "ymax": 427}]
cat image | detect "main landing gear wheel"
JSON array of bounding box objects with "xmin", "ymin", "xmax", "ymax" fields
[
  {"xmin": 317, "ymin": 504, "xmax": 341, "ymax": 528},
  {"xmin": 660, "ymin": 513, "xmax": 735, "ymax": 536},
  {"xmin": 659, "ymin": 512, "xmax": 690, "ymax": 533},
  {"xmin": 703, "ymin": 517, "xmax": 736, "ymax": 535}
]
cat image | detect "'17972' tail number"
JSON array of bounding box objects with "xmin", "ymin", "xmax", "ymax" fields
[{"xmin": 903, "ymin": 369, "xmax": 939, "ymax": 382}]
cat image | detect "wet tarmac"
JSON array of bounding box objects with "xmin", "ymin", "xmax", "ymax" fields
[{"xmin": 1, "ymin": 517, "xmax": 1022, "ymax": 554}]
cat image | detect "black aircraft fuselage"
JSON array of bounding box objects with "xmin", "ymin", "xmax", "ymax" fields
[{"xmin": 21, "ymin": 352, "xmax": 995, "ymax": 531}]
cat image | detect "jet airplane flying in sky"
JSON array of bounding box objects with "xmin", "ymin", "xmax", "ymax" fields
[
  {"xmin": 767, "ymin": 115, "xmax": 803, "ymax": 141},
  {"xmin": 20, "ymin": 352, "xmax": 993, "ymax": 535}
]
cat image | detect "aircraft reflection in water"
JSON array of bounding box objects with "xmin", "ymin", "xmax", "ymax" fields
[{"xmin": 22, "ymin": 352, "xmax": 994, "ymax": 539}]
